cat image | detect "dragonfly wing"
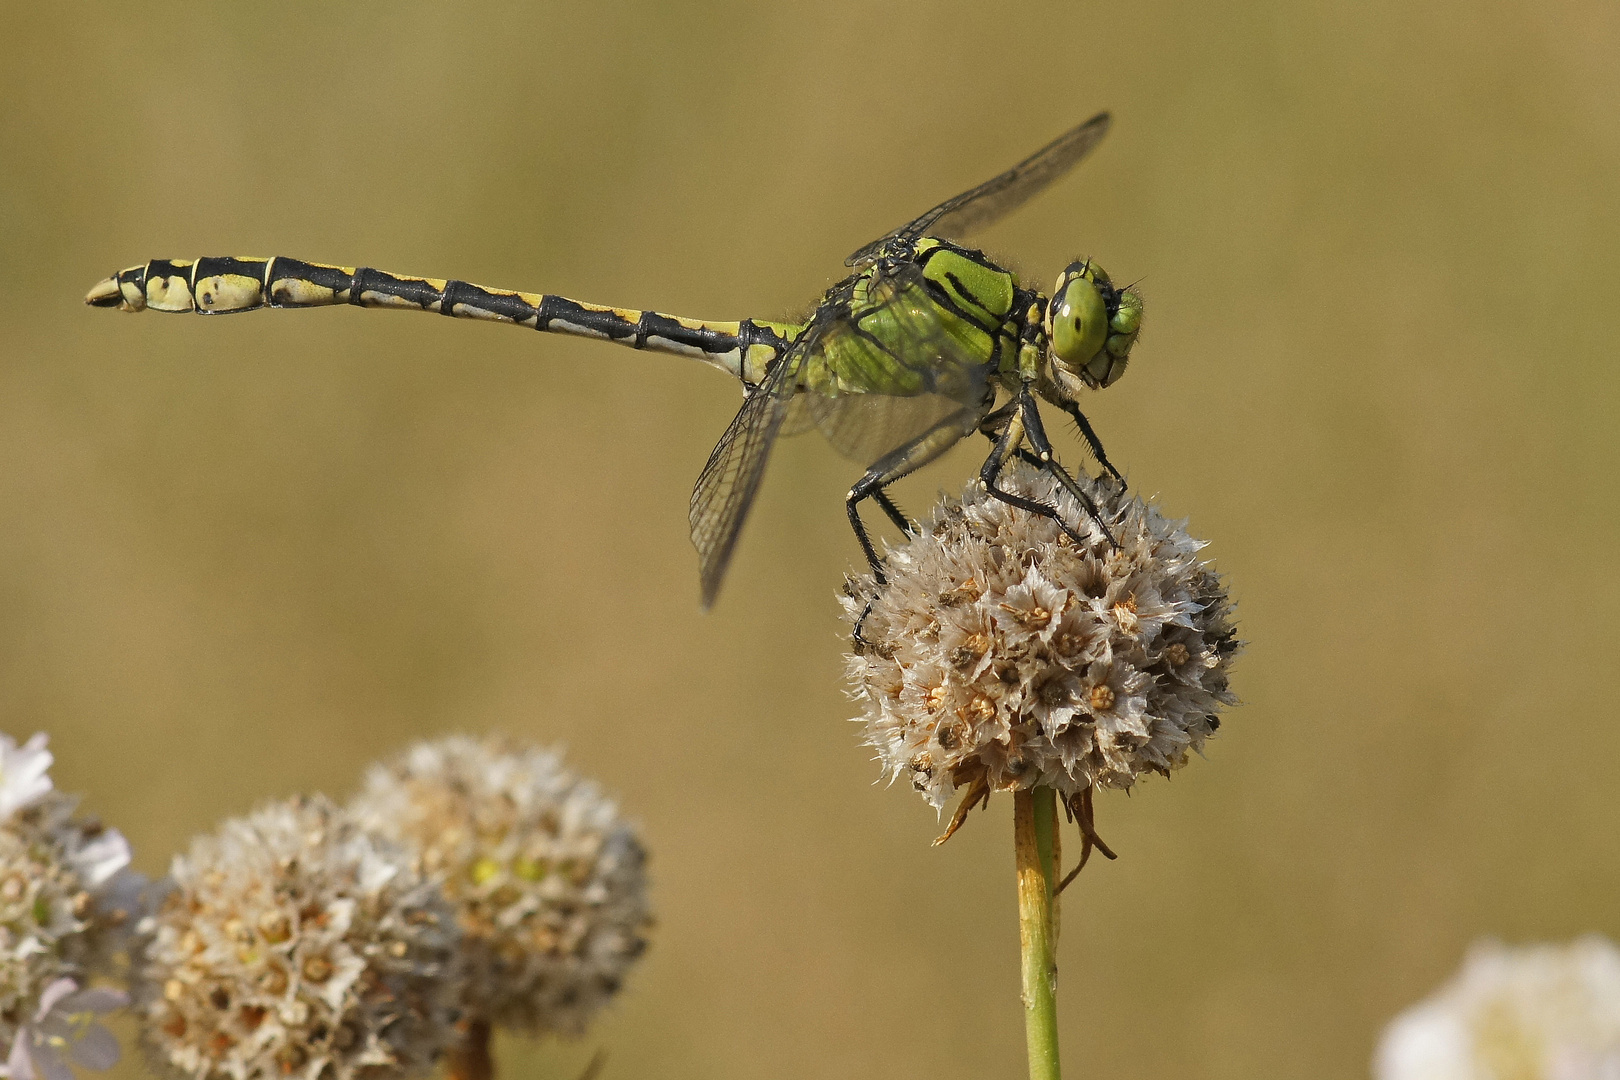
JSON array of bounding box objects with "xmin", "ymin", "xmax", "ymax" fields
[
  {"xmin": 803, "ymin": 262, "xmax": 993, "ymax": 462},
  {"xmin": 688, "ymin": 346, "xmax": 802, "ymax": 609},
  {"xmin": 778, "ymin": 392, "xmax": 818, "ymax": 437},
  {"xmin": 846, "ymin": 112, "xmax": 1112, "ymax": 266},
  {"xmin": 808, "ymin": 392, "xmax": 972, "ymax": 464}
]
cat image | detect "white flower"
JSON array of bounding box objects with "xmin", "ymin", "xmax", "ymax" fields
[
  {"xmin": 4, "ymin": 979, "xmax": 126, "ymax": 1080},
  {"xmin": 62, "ymin": 832, "xmax": 129, "ymax": 893},
  {"xmin": 0, "ymin": 778, "xmax": 138, "ymax": 1069},
  {"xmin": 1375, "ymin": 937, "xmax": 1620, "ymax": 1080},
  {"xmin": 0, "ymin": 735, "xmax": 54, "ymax": 821}
]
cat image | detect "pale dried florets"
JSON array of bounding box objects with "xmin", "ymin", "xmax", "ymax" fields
[
  {"xmin": 843, "ymin": 462, "xmax": 1239, "ymax": 814},
  {"xmin": 349, "ymin": 737, "xmax": 650, "ymax": 1038},
  {"xmin": 1375, "ymin": 937, "xmax": 1620, "ymax": 1080},
  {"xmin": 0, "ymin": 732, "xmax": 135, "ymax": 1080},
  {"xmin": 138, "ymin": 795, "xmax": 461, "ymax": 1080}
]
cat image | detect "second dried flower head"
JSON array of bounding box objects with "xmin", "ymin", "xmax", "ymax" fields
[
  {"xmin": 138, "ymin": 794, "xmax": 461, "ymax": 1080},
  {"xmin": 351, "ymin": 736, "xmax": 651, "ymax": 1039}
]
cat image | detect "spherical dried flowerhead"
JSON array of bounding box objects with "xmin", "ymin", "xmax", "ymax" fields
[
  {"xmin": 349, "ymin": 737, "xmax": 650, "ymax": 1038},
  {"xmin": 843, "ymin": 461, "xmax": 1239, "ymax": 813},
  {"xmin": 1375, "ymin": 937, "xmax": 1620, "ymax": 1080},
  {"xmin": 139, "ymin": 795, "xmax": 460, "ymax": 1080},
  {"xmin": 0, "ymin": 732, "xmax": 135, "ymax": 1077}
]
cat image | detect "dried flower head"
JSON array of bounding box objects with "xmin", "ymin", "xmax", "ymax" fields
[
  {"xmin": 349, "ymin": 737, "xmax": 651, "ymax": 1038},
  {"xmin": 138, "ymin": 795, "xmax": 460, "ymax": 1080},
  {"xmin": 842, "ymin": 462, "xmax": 1239, "ymax": 823},
  {"xmin": 1375, "ymin": 937, "xmax": 1620, "ymax": 1080},
  {"xmin": 0, "ymin": 732, "xmax": 134, "ymax": 1080}
]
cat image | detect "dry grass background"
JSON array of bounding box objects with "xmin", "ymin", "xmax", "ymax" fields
[{"xmin": 3, "ymin": 2, "xmax": 1619, "ymax": 1077}]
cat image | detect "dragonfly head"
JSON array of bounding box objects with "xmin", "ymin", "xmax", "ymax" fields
[{"xmin": 1044, "ymin": 260, "xmax": 1143, "ymax": 391}]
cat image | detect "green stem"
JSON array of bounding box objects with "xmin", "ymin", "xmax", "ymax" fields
[{"xmin": 1015, "ymin": 787, "xmax": 1061, "ymax": 1080}]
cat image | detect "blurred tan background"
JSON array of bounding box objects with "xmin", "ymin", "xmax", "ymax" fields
[{"xmin": 3, "ymin": 2, "xmax": 1618, "ymax": 1077}]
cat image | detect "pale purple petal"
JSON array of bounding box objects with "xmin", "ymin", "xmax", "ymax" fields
[
  {"xmin": 33, "ymin": 980, "xmax": 77, "ymax": 1022},
  {"xmin": 54, "ymin": 988, "xmax": 126, "ymax": 1016},
  {"xmin": 8, "ymin": 1031, "xmax": 37, "ymax": 1080},
  {"xmin": 67, "ymin": 1026, "xmax": 120, "ymax": 1072},
  {"xmin": 91, "ymin": 870, "xmax": 153, "ymax": 932},
  {"xmin": 26, "ymin": 1043, "xmax": 73, "ymax": 1080}
]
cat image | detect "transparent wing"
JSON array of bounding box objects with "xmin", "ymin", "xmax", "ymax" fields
[
  {"xmin": 801, "ymin": 262, "xmax": 993, "ymax": 462},
  {"xmin": 809, "ymin": 393, "xmax": 971, "ymax": 463},
  {"xmin": 688, "ymin": 342, "xmax": 804, "ymax": 609},
  {"xmin": 846, "ymin": 112, "xmax": 1112, "ymax": 266},
  {"xmin": 778, "ymin": 393, "xmax": 818, "ymax": 437}
]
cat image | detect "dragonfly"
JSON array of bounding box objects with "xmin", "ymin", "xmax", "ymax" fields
[{"xmin": 85, "ymin": 112, "xmax": 1142, "ymax": 611}]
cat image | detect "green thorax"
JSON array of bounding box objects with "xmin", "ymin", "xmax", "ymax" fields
[{"xmin": 795, "ymin": 237, "xmax": 1029, "ymax": 399}]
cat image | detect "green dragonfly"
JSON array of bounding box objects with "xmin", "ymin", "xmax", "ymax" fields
[{"xmin": 85, "ymin": 112, "xmax": 1142, "ymax": 610}]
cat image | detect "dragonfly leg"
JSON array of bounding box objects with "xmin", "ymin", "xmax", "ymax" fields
[
  {"xmin": 979, "ymin": 390, "xmax": 1094, "ymax": 547},
  {"xmin": 982, "ymin": 405, "xmax": 1051, "ymax": 477},
  {"xmin": 872, "ymin": 489, "xmax": 916, "ymax": 536},
  {"xmin": 847, "ymin": 405, "xmax": 984, "ymax": 575},
  {"xmin": 1014, "ymin": 448, "xmax": 1045, "ymax": 470},
  {"xmin": 977, "ymin": 401, "xmax": 1018, "ymax": 448},
  {"xmin": 1059, "ymin": 401, "xmax": 1124, "ymax": 487},
  {"xmin": 847, "ymin": 406, "xmax": 985, "ymax": 644},
  {"xmin": 1020, "ymin": 397, "xmax": 1119, "ymax": 548}
]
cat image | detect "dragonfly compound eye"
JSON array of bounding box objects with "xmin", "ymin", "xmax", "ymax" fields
[
  {"xmin": 1047, "ymin": 261, "xmax": 1110, "ymax": 380},
  {"xmin": 1083, "ymin": 286, "xmax": 1143, "ymax": 388}
]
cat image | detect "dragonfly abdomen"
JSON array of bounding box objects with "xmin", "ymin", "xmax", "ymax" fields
[{"xmin": 85, "ymin": 256, "xmax": 792, "ymax": 384}]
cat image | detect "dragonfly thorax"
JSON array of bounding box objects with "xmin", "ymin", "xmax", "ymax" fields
[{"xmin": 1043, "ymin": 260, "xmax": 1142, "ymax": 393}]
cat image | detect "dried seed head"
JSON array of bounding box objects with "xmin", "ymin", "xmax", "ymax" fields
[
  {"xmin": 138, "ymin": 795, "xmax": 460, "ymax": 1080},
  {"xmin": 0, "ymin": 732, "xmax": 136, "ymax": 1079},
  {"xmin": 349, "ymin": 736, "xmax": 651, "ymax": 1037},
  {"xmin": 843, "ymin": 462, "xmax": 1240, "ymax": 815},
  {"xmin": 1375, "ymin": 937, "xmax": 1620, "ymax": 1080}
]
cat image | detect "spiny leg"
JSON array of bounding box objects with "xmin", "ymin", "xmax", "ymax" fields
[
  {"xmin": 1060, "ymin": 400, "xmax": 1124, "ymax": 487},
  {"xmin": 872, "ymin": 488, "xmax": 915, "ymax": 536},
  {"xmin": 978, "ymin": 404, "xmax": 1050, "ymax": 472},
  {"xmin": 979, "ymin": 391, "xmax": 1087, "ymax": 546},
  {"xmin": 1020, "ymin": 394, "xmax": 1119, "ymax": 548},
  {"xmin": 848, "ymin": 405, "xmax": 984, "ymax": 577},
  {"xmin": 848, "ymin": 406, "xmax": 984, "ymax": 643},
  {"xmin": 977, "ymin": 400, "xmax": 1017, "ymax": 447}
]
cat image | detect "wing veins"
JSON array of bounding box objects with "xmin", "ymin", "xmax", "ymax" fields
[
  {"xmin": 846, "ymin": 112, "xmax": 1112, "ymax": 266},
  {"xmin": 687, "ymin": 344, "xmax": 802, "ymax": 608}
]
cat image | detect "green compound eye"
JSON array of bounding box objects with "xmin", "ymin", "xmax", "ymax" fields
[
  {"xmin": 1050, "ymin": 275, "xmax": 1108, "ymax": 366},
  {"xmin": 1109, "ymin": 296, "xmax": 1141, "ymax": 336}
]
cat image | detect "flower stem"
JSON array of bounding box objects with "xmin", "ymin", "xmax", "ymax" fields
[
  {"xmin": 447, "ymin": 1018, "xmax": 493, "ymax": 1080},
  {"xmin": 1015, "ymin": 786, "xmax": 1061, "ymax": 1080}
]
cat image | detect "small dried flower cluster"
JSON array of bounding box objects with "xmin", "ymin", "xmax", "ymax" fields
[
  {"xmin": 0, "ymin": 733, "xmax": 134, "ymax": 1080},
  {"xmin": 136, "ymin": 739, "xmax": 650, "ymax": 1080},
  {"xmin": 1376, "ymin": 937, "xmax": 1620, "ymax": 1080},
  {"xmin": 843, "ymin": 462, "xmax": 1239, "ymax": 814},
  {"xmin": 138, "ymin": 795, "xmax": 461, "ymax": 1080},
  {"xmin": 351, "ymin": 737, "xmax": 651, "ymax": 1037}
]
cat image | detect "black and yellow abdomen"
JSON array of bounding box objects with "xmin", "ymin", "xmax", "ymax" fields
[{"xmin": 85, "ymin": 256, "xmax": 799, "ymax": 386}]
